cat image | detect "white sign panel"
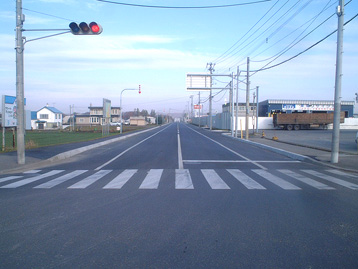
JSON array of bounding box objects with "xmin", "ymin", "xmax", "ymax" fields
[
  {"xmin": 282, "ymin": 104, "xmax": 334, "ymax": 111},
  {"xmin": 2, "ymin": 95, "xmax": 22, "ymax": 127},
  {"xmin": 186, "ymin": 73, "xmax": 212, "ymax": 91}
]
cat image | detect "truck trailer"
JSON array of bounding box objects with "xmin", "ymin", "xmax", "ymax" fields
[{"xmin": 273, "ymin": 112, "xmax": 345, "ymax": 130}]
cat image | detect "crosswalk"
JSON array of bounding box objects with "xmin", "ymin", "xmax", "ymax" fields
[{"xmin": 0, "ymin": 168, "xmax": 358, "ymax": 191}]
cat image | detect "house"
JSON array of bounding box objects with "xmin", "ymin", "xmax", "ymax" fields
[
  {"xmin": 130, "ymin": 116, "xmax": 147, "ymax": 126},
  {"xmin": 88, "ymin": 106, "xmax": 121, "ymax": 125},
  {"xmin": 74, "ymin": 112, "xmax": 91, "ymax": 125},
  {"xmin": 32, "ymin": 106, "xmax": 63, "ymax": 130}
]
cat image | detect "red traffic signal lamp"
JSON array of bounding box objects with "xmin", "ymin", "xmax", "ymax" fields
[
  {"xmin": 139, "ymin": 85, "xmax": 141, "ymax": 94},
  {"xmin": 69, "ymin": 22, "xmax": 103, "ymax": 35}
]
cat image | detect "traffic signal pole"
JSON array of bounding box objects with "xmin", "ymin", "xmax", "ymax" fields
[{"xmin": 16, "ymin": 0, "xmax": 25, "ymax": 164}]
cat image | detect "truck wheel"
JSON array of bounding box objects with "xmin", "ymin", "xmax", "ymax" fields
[
  {"xmin": 286, "ymin": 124, "xmax": 293, "ymax": 131},
  {"xmin": 294, "ymin": 124, "xmax": 300, "ymax": 131}
]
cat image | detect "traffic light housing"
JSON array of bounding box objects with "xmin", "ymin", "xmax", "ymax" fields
[
  {"xmin": 69, "ymin": 22, "xmax": 103, "ymax": 35},
  {"xmin": 139, "ymin": 85, "xmax": 141, "ymax": 94}
]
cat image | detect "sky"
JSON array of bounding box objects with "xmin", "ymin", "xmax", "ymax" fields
[{"xmin": 0, "ymin": 0, "xmax": 357, "ymax": 116}]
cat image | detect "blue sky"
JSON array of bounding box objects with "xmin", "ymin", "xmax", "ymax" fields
[{"xmin": 1, "ymin": 0, "xmax": 357, "ymax": 115}]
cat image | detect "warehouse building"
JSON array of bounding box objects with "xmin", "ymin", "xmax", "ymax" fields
[{"xmin": 259, "ymin": 100, "xmax": 355, "ymax": 118}]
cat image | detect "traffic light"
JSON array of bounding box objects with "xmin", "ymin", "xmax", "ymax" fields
[
  {"xmin": 139, "ymin": 85, "xmax": 141, "ymax": 94},
  {"xmin": 69, "ymin": 22, "xmax": 103, "ymax": 35}
]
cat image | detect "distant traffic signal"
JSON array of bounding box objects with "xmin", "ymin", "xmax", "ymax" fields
[
  {"xmin": 69, "ymin": 22, "xmax": 103, "ymax": 35},
  {"xmin": 139, "ymin": 85, "xmax": 141, "ymax": 94}
]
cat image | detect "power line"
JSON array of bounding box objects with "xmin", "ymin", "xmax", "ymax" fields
[
  {"xmin": 96, "ymin": 0, "xmax": 273, "ymax": 9},
  {"xmin": 22, "ymin": 8, "xmax": 74, "ymax": 22},
  {"xmin": 250, "ymin": 12, "xmax": 358, "ymax": 75}
]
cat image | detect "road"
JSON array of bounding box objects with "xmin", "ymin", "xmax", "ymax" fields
[{"xmin": 1, "ymin": 123, "xmax": 358, "ymax": 268}]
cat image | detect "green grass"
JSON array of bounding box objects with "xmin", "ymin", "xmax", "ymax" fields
[{"xmin": 0, "ymin": 125, "xmax": 152, "ymax": 152}]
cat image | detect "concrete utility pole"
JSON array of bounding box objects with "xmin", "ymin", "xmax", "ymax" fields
[
  {"xmin": 16, "ymin": 0, "xmax": 25, "ymax": 164},
  {"xmin": 256, "ymin": 86, "xmax": 259, "ymax": 134},
  {"xmin": 235, "ymin": 67, "xmax": 240, "ymax": 138},
  {"xmin": 207, "ymin": 63, "xmax": 215, "ymax": 130},
  {"xmin": 331, "ymin": 0, "xmax": 344, "ymax": 164},
  {"xmin": 245, "ymin": 57, "xmax": 250, "ymax": 140},
  {"xmin": 231, "ymin": 73, "xmax": 234, "ymax": 137}
]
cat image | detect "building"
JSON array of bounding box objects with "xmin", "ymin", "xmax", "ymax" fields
[
  {"xmin": 222, "ymin": 102, "xmax": 257, "ymax": 117},
  {"xmin": 31, "ymin": 106, "xmax": 63, "ymax": 130},
  {"xmin": 259, "ymin": 100, "xmax": 355, "ymax": 118},
  {"xmin": 130, "ymin": 116, "xmax": 147, "ymax": 126},
  {"xmin": 88, "ymin": 106, "xmax": 121, "ymax": 125}
]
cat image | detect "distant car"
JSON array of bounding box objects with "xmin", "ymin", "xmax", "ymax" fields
[
  {"xmin": 356, "ymin": 131, "xmax": 358, "ymax": 144},
  {"xmin": 109, "ymin": 122, "xmax": 120, "ymax": 126}
]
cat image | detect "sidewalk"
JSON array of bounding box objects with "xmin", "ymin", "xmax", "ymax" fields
[{"xmin": 241, "ymin": 129, "xmax": 358, "ymax": 173}]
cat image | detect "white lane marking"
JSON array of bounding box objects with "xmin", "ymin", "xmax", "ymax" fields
[
  {"xmin": 184, "ymin": 125, "xmax": 266, "ymax": 169},
  {"xmin": 278, "ymin": 169, "xmax": 335, "ymax": 190},
  {"xmin": 175, "ymin": 169, "xmax": 194, "ymax": 189},
  {"xmin": 252, "ymin": 169, "xmax": 301, "ymax": 190},
  {"xmin": 95, "ymin": 125, "xmax": 172, "ymax": 170},
  {"xmin": 184, "ymin": 160, "xmax": 300, "ymax": 163},
  {"xmin": 302, "ymin": 170, "xmax": 358, "ymax": 190},
  {"xmin": 68, "ymin": 170, "xmax": 112, "ymax": 189},
  {"xmin": 201, "ymin": 169, "xmax": 230, "ymax": 189},
  {"xmin": 1, "ymin": 170, "xmax": 64, "ymax": 188},
  {"xmin": 326, "ymin": 169, "xmax": 358, "ymax": 179},
  {"xmin": 23, "ymin": 170, "xmax": 41, "ymax": 174},
  {"xmin": 0, "ymin": 176, "xmax": 23, "ymax": 184},
  {"xmin": 177, "ymin": 126, "xmax": 184, "ymax": 169},
  {"xmin": 103, "ymin": 169, "xmax": 137, "ymax": 189},
  {"xmin": 34, "ymin": 170, "xmax": 88, "ymax": 189},
  {"xmin": 227, "ymin": 169, "xmax": 266, "ymax": 189},
  {"xmin": 139, "ymin": 169, "xmax": 163, "ymax": 189}
]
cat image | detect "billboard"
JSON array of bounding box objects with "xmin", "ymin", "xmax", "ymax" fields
[
  {"xmin": 103, "ymin": 98, "xmax": 111, "ymax": 119},
  {"xmin": 2, "ymin": 95, "xmax": 26, "ymax": 127}
]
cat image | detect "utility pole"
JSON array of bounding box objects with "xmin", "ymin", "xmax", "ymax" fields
[
  {"xmin": 207, "ymin": 63, "xmax": 215, "ymax": 130},
  {"xmin": 198, "ymin": 92, "xmax": 201, "ymax": 128},
  {"xmin": 16, "ymin": 0, "xmax": 25, "ymax": 164},
  {"xmin": 331, "ymin": 0, "xmax": 344, "ymax": 164},
  {"xmin": 235, "ymin": 67, "xmax": 240, "ymax": 138},
  {"xmin": 245, "ymin": 57, "xmax": 250, "ymax": 140},
  {"xmin": 256, "ymin": 86, "xmax": 259, "ymax": 134},
  {"xmin": 231, "ymin": 73, "xmax": 234, "ymax": 137}
]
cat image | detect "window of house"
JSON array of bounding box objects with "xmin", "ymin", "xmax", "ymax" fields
[{"xmin": 40, "ymin": 114, "xmax": 49, "ymax": 119}]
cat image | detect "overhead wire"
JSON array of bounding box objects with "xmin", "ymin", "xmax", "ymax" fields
[
  {"xmin": 251, "ymin": 0, "xmax": 336, "ymax": 62},
  {"xmin": 212, "ymin": 0, "xmax": 280, "ymax": 64},
  {"xmin": 96, "ymin": 0, "xmax": 273, "ymax": 9},
  {"xmin": 216, "ymin": 0, "xmax": 310, "ymax": 72},
  {"xmin": 250, "ymin": 12, "xmax": 358, "ymax": 75}
]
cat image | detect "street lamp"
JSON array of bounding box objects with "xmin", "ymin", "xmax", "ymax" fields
[{"xmin": 120, "ymin": 87, "xmax": 141, "ymax": 134}]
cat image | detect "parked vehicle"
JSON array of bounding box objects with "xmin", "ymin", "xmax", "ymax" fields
[{"xmin": 273, "ymin": 112, "xmax": 345, "ymax": 131}]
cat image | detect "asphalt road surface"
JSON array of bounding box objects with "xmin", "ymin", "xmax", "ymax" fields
[{"xmin": 1, "ymin": 123, "xmax": 358, "ymax": 268}]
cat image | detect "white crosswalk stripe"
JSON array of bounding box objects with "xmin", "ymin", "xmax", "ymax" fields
[
  {"xmin": 278, "ymin": 169, "xmax": 335, "ymax": 190},
  {"xmin": 1, "ymin": 170, "xmax": 64, "ymax": 188},
  {"xmin": 68, "ymin": 170, "xmax": 112, "ymax": 189},
  {"xmin": 103, "ymin": 169, "xmax": 137, "ymax": 189},
  {"xmin": 252, "ymin": 169, "xmax": 301, "ymax": 190},
  {"xmin": 227, "ymin": 169, "xmax": 266, "ymax": 189},
  {"xmin": 175, "ymin": 169, "xmax": 194, "ymax": 189},
  {"xmin": 201, "ymin": 169, "xmax": 230, "ymax": 189},
  {"xmin": 139, "ymin": 169, "xmax": 163, "ymax": 189},
  {"xmin": 0, "ymin": 169, "xmax": 357, "ymax": 191},
  {"xmin": 302, "ymin": 170, "xmax": 358, "ymax": 190},
  {"xmin": 34, "ymin": 170, "xmax": 88, "ymax": 189}
]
